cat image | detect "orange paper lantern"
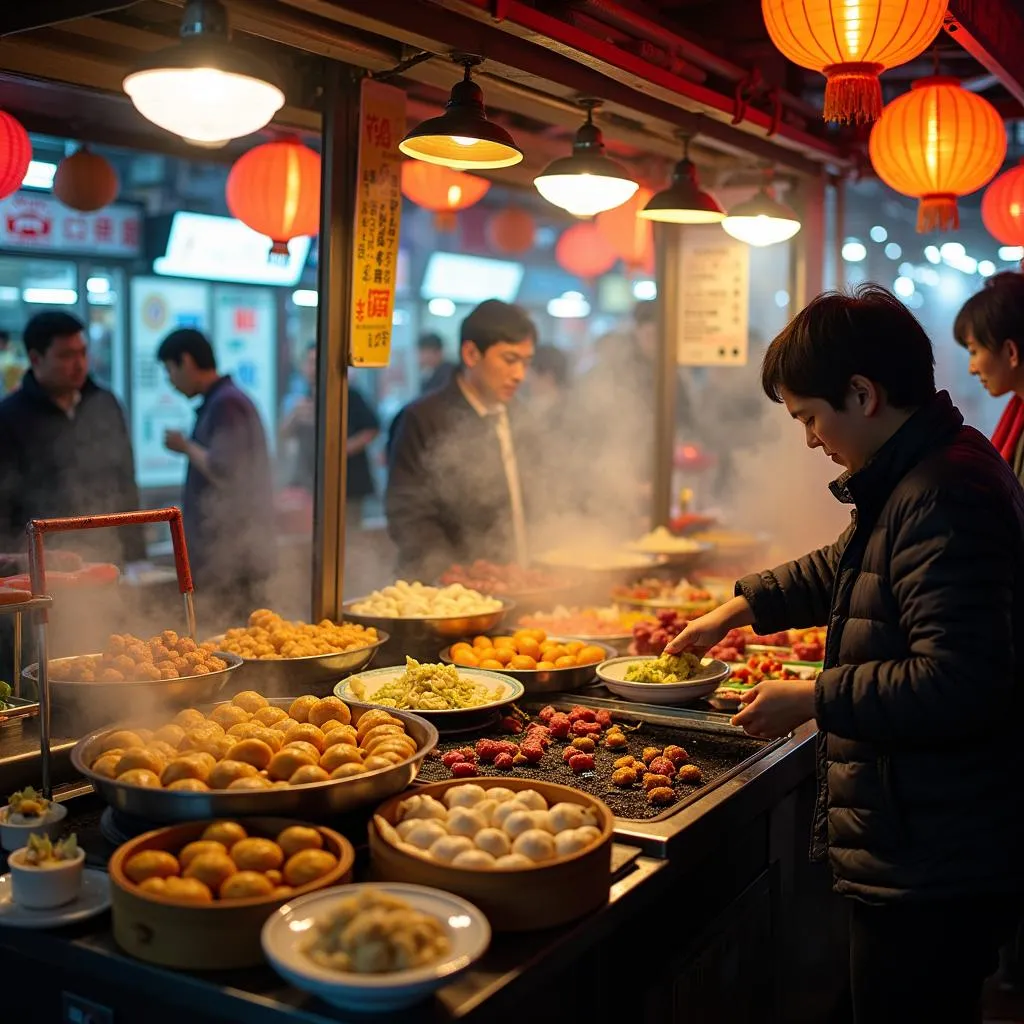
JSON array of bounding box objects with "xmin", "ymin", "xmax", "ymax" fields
[
  {"xmin": 596, "ymin": 186, "xmax": 655, "ymax": 273},
  {"xmin": 762, "ymin": 0, "xmax": 948, "ymax": 123},
  {"xmin": 555, "ymin": 222, "xmax": 618, "ymax": 278},
  {"xmin": 982, "ymin": 159, "xmax": 1024, "ymax": 246},
  {"xmin": 400, "ymin": 162, "xmax": 489, "ymax": 213},
  {"xmin": 53, "ymin": 147, "xmax": 119, "ymax": 212},
  {"xmin": 487, "ymin": 207, "xmax": 536, "ymax": 255},
  {"xmin": 226, "ymin": 138, "xmax": 322, "ymax": 259},
  {"xmin": 0, "ymin": 110, "xmax": 31, "ymax": 200},
  {"xmin": 869, "ymin": 77, "xmax": 1006, "ymax": 232}
]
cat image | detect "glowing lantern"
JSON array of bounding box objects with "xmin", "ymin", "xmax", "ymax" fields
[
  {"xmin": 0, "ymin": 110, "xmax": 31, "ymax": 200},
  {"xmin": 225, "ymin": 138, "xmax": 321, "ymax": 259},
  {"xmin": 555, "ymin": 222, "xmax": 618, "ymax": 278},
  {"xmin": 53, "ymin": 147, "xmax": 119, "ymax": 212},
  {"xmin": 869, "ymin": 78, "xmax": 1006, "ymax": 232},
  {"xmin": 762, "ymin": 0, "xmax": 949, "ymax": 123},
  {"xmin": 401, "ymin": 162, "xmax": 490, "ymax": 233},
  {"xmin": 596, "ymin": 186, "xmax": 655, "ymax": 273},
  {"xmin": 982, "ymin": 159, "xmax": 1024, "ymax": 245},
  {"xmin": 486, "ymin": 207, "xmax": 536, "ymax": 255}
]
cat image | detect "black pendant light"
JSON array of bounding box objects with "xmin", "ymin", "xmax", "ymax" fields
[{"xmin": 639, "ymin": 134, "xmax": 725, "ymax": 224}]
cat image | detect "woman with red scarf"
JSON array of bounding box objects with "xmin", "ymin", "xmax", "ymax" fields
[{"xmin": 955, "ymin": 272, "xmax": 1024, "ymax": 484}]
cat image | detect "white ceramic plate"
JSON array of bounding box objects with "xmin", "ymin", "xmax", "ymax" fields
[
  {"xmin": 0, "ymin": 868, "xmax": 110, "ymax": 928},
  {"xmin": 335, "ymin": 666, "xmax": 524, "ymax": 719},
  {"xmin": 261, "ymin": 882, "xmax": 490, "ymax": 1012},
  {"xmin": 595, "ymin": 655, "xmax": 731, "ymax": 706}
]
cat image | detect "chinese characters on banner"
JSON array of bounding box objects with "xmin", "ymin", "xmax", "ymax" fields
[
  {"xmin": 350, "ymin": 78, "xmax": 405, "ymax": 368},
  {"xmin": 0, "ymin": 192, "xmax": 141, "ymax": 257}
]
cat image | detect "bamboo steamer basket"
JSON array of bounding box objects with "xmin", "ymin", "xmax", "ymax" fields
[
  {"xmin": 109, "ymin": 817, "xmax": 354, "ymax": 969},
  {"xmin": 368, "ymin": 778, "xmax": 613, "ymax": 931}
]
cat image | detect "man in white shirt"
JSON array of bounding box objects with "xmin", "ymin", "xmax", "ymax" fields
[{"xmin": 386, "ymin": 299, "xmax": 535, "ymax": 580}]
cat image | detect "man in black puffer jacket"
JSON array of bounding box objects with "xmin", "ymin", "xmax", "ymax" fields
[{"xmin": 668, "ymin": 285, "xmax": 1024, "ymax": 1023}]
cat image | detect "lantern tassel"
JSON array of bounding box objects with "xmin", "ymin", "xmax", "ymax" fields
[
  {"xmin": 917, "ymin": 194, "xmax": 959, "ymax": 233},
  {"xmin": 268, "ymin": 240, "xmax": 290, "ymax": 265},
  {"xmin": 823, "ymin": 63, "xmax": 884, "ymax": 124}
]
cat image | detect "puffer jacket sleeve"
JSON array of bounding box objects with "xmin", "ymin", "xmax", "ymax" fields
[
  {"xmin": 816, "ymin": 489, "xmax": 1016, "ymax": 741},
  {"xmin": 735, "ymin": 521, "xmax": 852, "ymax": 634}
]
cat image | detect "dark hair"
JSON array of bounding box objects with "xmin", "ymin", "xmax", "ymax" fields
[
  {"xmin": 460, "ymin": 299, "xmax": 536, "ymax": 354},
  {"xmin": 634, "ymin": 300, "xmax": 658, "ymax": 327},
  {"xmin": 953, "ymin": 272, "xmax": 1024, "ymax": 352},
  {"xmin": 23, "ymin": 312, "xmax": 84, "ymax": 356},
  {"xmin": 417, "ymin": 332, "xmax": 444, "ymax": 353},
  {"xmin": 761, "ymin": 285, "xmax": 935, "ymax": 410},
  {"xmin": 156, "ymin": 328, "xmax": 217, "ymax": 370},
  {"xmin": 532, "ymin": 344, "xmax": 569, "ymax": 388}
]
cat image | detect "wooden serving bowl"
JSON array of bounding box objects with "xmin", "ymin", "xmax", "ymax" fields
[
  {"xmin": 368, "ymin": 778, "xmax": 613, "ymax": 932},
  {"xmin": 109, "ymin": 817, "xmax": 354, "ymax": 969}
]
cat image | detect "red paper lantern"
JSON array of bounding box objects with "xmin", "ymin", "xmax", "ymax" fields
[
  {"xmin": 555, "ymin": 222, "xmax": 618, "ymax": 278},
  {"xmin": 0, "ymin": 110, "xmax": 31, "ymax": 201},
  {"xmin": 982, "ymin": 159, "xmax": 1024, "ymax": 246},
  {"xmin": 596, "ymin": 186, "xmax": 655, "ymax": 273},
  {"xmin": 53, "ymin": 147, "xmax": 119, "ymax": 212},
  {"xmin": 487, "ymin": 207, "xmax": 536, "ymax": 255},
  {"xmin": 226, "ymin": 138, "xmax": 322, "ymax": 258},
  {"xmin": 401, "ymin": 162, "xmax": 489, "ymax": 213}
]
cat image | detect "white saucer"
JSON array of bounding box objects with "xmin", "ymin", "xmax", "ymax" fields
[{"xmin": 0, "ymin": 868, "xmax": 111, "ymax": 929}]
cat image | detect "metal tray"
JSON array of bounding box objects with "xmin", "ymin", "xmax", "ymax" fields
[
  {"xmin": 0, "ymin": 695, "xmax": 40, "ymax": 726},
  {"xmin": 70, "ymin": 698, "xmax": 438, "ymax": 823}
]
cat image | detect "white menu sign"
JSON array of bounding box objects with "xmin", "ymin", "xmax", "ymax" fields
[{"xmin": 677, "ymin": 225, "xmax": 750, "ymax": 366}]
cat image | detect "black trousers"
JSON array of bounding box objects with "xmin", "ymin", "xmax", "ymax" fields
[{"xmin": 848, "ymin": 895, "xmax": 1018, "ymax": 1024}]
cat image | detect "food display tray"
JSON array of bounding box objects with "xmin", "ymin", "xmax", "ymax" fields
[
  {"xmin": 0, "ymin": 695, "xmax": 40, "ymax": 727},
  {"xmin": 414, "ymin": 695, "xmax": 780, "ymax": 823}
]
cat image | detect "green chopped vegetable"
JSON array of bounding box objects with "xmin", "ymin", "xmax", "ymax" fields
[
  {"xmin": 624, "ymin": 652, "xmax": 702, "ymax": 684},
  {"xmin": 0, "ymin": 680, "xmax": 11, "ymax": 707},
  {"xmin": 24, "ymin": 833, "xmax": 77, "ymax": 865},
  {"xmin": 350, "ymin": 658, "xmax": 503, "ymax": 711}
]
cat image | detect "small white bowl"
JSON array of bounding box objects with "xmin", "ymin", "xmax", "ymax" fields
[
  {"xmin": 262, "ymin": 882, "xmax": 490, "ymax": 1012},
  {"xmin": 8, "ymin": 845, "xmax": 85, "ymax": 910},
  {"xmin": 595, "ymin": 655, "xmax": 731, "ymax": 705},
  {"xmin": 0, "ymin": 801, "xmax": 67, "ymax": 852}
]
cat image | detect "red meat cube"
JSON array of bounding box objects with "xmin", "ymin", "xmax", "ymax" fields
[{"xmin": 568, "ymin": 753, "xmax": 596, "ymax": 774}]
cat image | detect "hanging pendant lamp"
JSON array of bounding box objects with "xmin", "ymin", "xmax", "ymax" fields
[
  {"xmin": 639, "ymin": 134, "xmax": 725, "ymax": 224},
  {"xmin": 722, "ymin": 172, "xmax": 801, "ymax": 246},
  {"xmin": 400, "ymin": 57, "xmax": 522, "ymax": 170}
]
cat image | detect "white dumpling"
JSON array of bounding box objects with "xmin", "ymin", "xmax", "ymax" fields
[
  {"xmin": 503, "ymin": 809, "xmax": 539, "ymax": 840},
  {"xmin": 515, "ymin": 789, "xmax": 548, "ymax": 812},
  {"xmin": 443, "ymin": 783, "xmax": 487, "ymax": 809},
  {"xmin": 447, "ymin": 806, "xmax": 487, "ymax": 838},
  {"xmin": 548, "ymin": 802, "xmax": 587, "ymax": 833},
  {"xmin": 554, "ymin": 829, "xmax": 589, "ymax": 858},
  {"xmin": 397, "ymin": 794, "xmax": 448, "ymax": 822},
  {"xmin": 574, "ymin": 825, "xmax": 602, "ymax": 846},
  {"xmin": 474, "ymin": 827, "xmax": 512, "ymax": 858},
  {"xmin": 491, "ymin": 800, "xmax": 529, "ymax": 829},
  {"xmin": 374, "ymin": 815, "xmax": 401, "ymax": 846},
  {"xmin": 511, "ymin": 828, "xmax": 555, "ymax": 863},
  {"xmin": 405, "ymin": 819, "xmax": 449, "ymax": 850},
  {"xmin": 580, "ymin": 807, "xmax": 599, "ymax": 828},
  {"xmin": 528, "ymin": 810, "xmax": 557, "ymax": 835},
  {"xmin": 494, "ymin": 853, "xmax": 534, "ymax": 869},
  {"xmin": 429, "ymin": 835, "xmax": 474, "ymax": 864},
  {"xmin": 485, "ymin": 787, "xmax": 517, "ymax": 804},
  {"xmin": 395, "ymin": 819, "xmax": 422, "ymax": 841},
  {"xmin": 475, "ymin": 799, "xmax": 498, "ymax": 826},
  {"xmin": 398, "ymin": 841, "xmax": 432, "ymax": 860},
  {"xmin": 451, "ymin": 848, "xmax": 496, "ymax": 870}
]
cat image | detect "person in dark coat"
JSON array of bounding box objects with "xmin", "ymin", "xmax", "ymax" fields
[
  {"xmin": 667, "ymin": 285, "xmax": 1024, "ymax": 1023},
  {"xmin": 0, "ymin": 311, "xmax": 144, "ymax": 564},
  {"xmin": 386, "ymin": 300, "xmax": 536, "ymax": 580},
  {"xmin": 385, "ymin": 332, "xmax": 456, "ymax": 459}
]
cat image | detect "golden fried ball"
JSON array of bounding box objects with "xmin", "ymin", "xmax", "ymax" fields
[
  {"xmin": 283, "ymin": 848, "xmax": 338, "ymax": 887},
  {"xmin": 281, "ymin": 740, "xmax": 321, "ymax": 763},
  {"xmin": 191, "ymin": 736, "xmax": 234, "ymax": 760},
  {"xmin": 91, "ymin": 753, "xmax": 123, "ymax": 780},
  {"xmin": 252, "ymin": 706, "xmax": 289, "ymax": 727},
  {"xmin": 231, "ymin": 691, "xmax": 269, "ymax": 714},
  {"xmin": 253, "ymin": 728, "xmax": 283, "ymax": 753},
  {"xmin": 183, "ymin": 751, "xmax": 217, "ymax": 773},
  {"xmin": 360, "ymin": 724, "xmax": 405, "ymax": 748},
  {"xmin": 138, "ymin": 877, "xmax": 169, "ymax": 895},
  {"xmin": 118, "ymin": 768, "xmax": 162, "ymax": 788},
  {"xmin": 231, "ymin": 838, "xmax": 284, "ymax": 873},
  {"xmin": 201, "ymin": 821, "xmax": 248, "ymax": 849},
  {"xmin": 323, "ymin": 727, "xmax": 359, "ymax": 751},
  {"xmin": 355, "ymin": 710, "xmax": 401, "ymax": 742},
  {"xmin": 228, "ymin": 776, "xmax": 272, "ymax": 790},
  {"xmin": 115, "ymin": 747, "xmax": 165, "ymax": 778},
  {"xmin": 270, "ymin": 886, "xmax": 294, "ymax": 899},
  {"xmin": 225, "ymin": 738, "xmax": 273, "ymax": 771},
  {"xmin": 267, "ymin": 748, "xmax": 317, "ymax": 782},
  {"xmin": 179, "ymin": 840, "xmax": 228, "ymax": 869},
  {"xmin": 319, "ymin": 745, "xmax": 363, "ymax": 773},
  {"xmin": 166, "ymin": 778, "xmax": 209, "ymax": 792},
  {"xmin": 365, "ymin": 740, "xmax": 415, "ymax": 763},
  {"xmin": 267, "ymin": 718, "xmax": 293, "ymax": 735},
  {"xmin": 184, "ymin": 851, "xmax": 237, "ymax": 890},
  {"xmin": 124, "ymin": 849, "xmax": 180, "ymax": 884},
  {"xmin": 163, "ymin": 877, "xmax": 213, "ymax": 904},
  {"xmin": 289, "ymin": 765, "xmax": 330, "ymax": 786},
  {"xmin": 226, "ymin": 722, "xmax": 265, "ymax": 742},
  {"xmin": 173, "ymin": 709, "xmax": 206, "ymax": 730},
  {"xmin": 210, "ymin": 704, "xmax": 250, "ymax": 729},
  {"xmin": 219, "ymin": 871, "xmax": 274, "ymax": 900},
  {"xmin": 135, "ymin": 729, "xmax": 154, "ymax": 744},
  {"xmin": 97, "ymin": 730, "xmax": 144, "ymax": 755},
  {"xmin": 330, "ymin": 763, "xmax": 368, "ymax": 780},
  {"xmin": 153, "ymin": 724, "xmax": 186, "ymax": 748},
  {"xmin": 283, "ymin": 723, "xmax": 326, "ymax": 753},
  {"xmin": 161, "ymin": 757, "xmax": 209, "ymax": 787},
  {"xmin": 208, "ymin": 759, "xmax": 258, "ymax": 790},
  {"xmin": 146, "ymin": 740, "xmax": 178, "ymax": 761},
  {"xmin": 287, "ymin": 695, "xmax": 318, "ymax": 723},
  {"xmin": 277, "ymin": 826, "xmax": 324, "ymax": 860},
  {"xmin": 307, "ymin": 697, "xmax": 351, "ymax": 729}
]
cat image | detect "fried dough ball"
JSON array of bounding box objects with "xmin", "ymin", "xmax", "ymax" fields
[
  {"xmin": 219, "ymin": 871, "xmax": 274, "ymax": 900},
  {"xmin": 365, "ymin": 740, "xmax": 415, "ymax": 763},
  {"xmin": 174, "ymin": 709, "xmax": 206, "ymax": 729},
  {"xmin": 210, "ymin": 704, "xmax": 250, "ymax": 729},
  {"xmin": 138, "ymin": 877, "xmax": 169, "ymax": 895},
  {"xmin": 364, "ymin": 754, "xmax": 398, "ymax": 771},
  {"xmin": 190, "ymin": 735, "xmax": 235, "ymax": 760},
  {"xmin": 288, "ymin": 695, "xmax": 318, "ymax": 723},
  {"xmin": 266, "ymin": 870, "xmax": 283, "ymax": 886},
  {"xmin": 225, "ymin": 738, "xmax": 273, "ymax": 771},
  {"xmin": 231, "ymin": 837, "xmax": 284, "ymax": 873},
  {"xmin": 277, "ymin": 826, "xmax": 324, "ymax": 860},
  {"xmin": 283, "ymin": 848, "xmax": 338, "ymax": 887},
  {"xmin": 163, "ymin": 876, "xmax": 214, "ymax": 904},
  {"xmin": 307, "ymin": 697, "xmax": 351, "ymax": 728},
  {"xmin": 283, "ymin": 722, "xmax": 326, "ymax": 753},
  {"xmin": 118, "ymin": 768, "xmax": 162, "ymax": 788},
  {"xmin": 330, "ymin": 763, "xmax": 368, "ymax": 779},
  {"xmin": 270, "ymin": 886, "xmax": 294, "ymax": 899},
  {"xmin": 611, "ymin": 766, "xmax": 638, "ymax": 787},
  {"xmin": 319, "ymin": 744, "xmax": 363, "ymax": 773},
  {"xmin": 252, "ymin": 706, "xmax": 289, "ymax": 727},
  {"xmin": 320, "ymin": 719, "xmax": 349, "ymax": 735},
  {"xmin": 231, "ymin": 691, "xmax": 269, "ymax": 714},
  {"xmin": 254, "ymin": 728, "xmax": 284, "ymax": 753},
  {"xmin": 228, "ymin": 776, "xmax": 272, "ymax": 790},
  {"xmin": 161, "ymin": 757, "xmax": 211, "ymax": 787},
  {"xmin": 208, "ymin": 759, "xmax": 258, "ymax": 790},
  {"xmin": 184, "ymin": 751, "xmax": 217, "ymax": 773},
  {"xmin": 289, "ymin": 765, "xmax": 330, "ymax": 786},
  {"xmin": 115, "ymin": 747, "xmax": 165, "ymax": 778},
  {"xmin": 360, "ymin": 724, "xmax": 406, "ymax": 748},
  {"xmin": 166, "ymin": 778, "xmax": 209, "ymax": 792},
  {"xmin": 323, "ymin": 727, "xmax": 359, "ymax": 750},
  {"xmin": 282, "ymin": 740, "xmax": 321, "ymax": 763},
  {"xmin": 267, "ymin": 748, "xmax": 317, "ymax": 781},
  {"xmin": 97, "ymin": 730, "xmax": 144, "ymax": 755},
  {"xmin": 184, "ymin": 851, "xmax": 236, "ymax": 890},
  {"xmin": 226, "ymin": 722, "xmax": 265, "ymax": 742},
  {"xmin": 267, "ymin": 718, "xmax": 294, "ymax": 735},
  {"xmin": 356, "ymin": 710, "xmax": 401, "ymax": 742},
  {"xmin": 179, "ymin": 840, "xmax": 228, "ymax": 869},
  {"xmin": 642, "ymin": 773, "xmax": 672, "ymax": 792},
  {"xmin": 647, "ymin": 787, "xmax": 675, "ymax": 806},
  {"xmin": 153, "ymin": 724, "xmax": 186, "ymax": 748},
  {"xmin": 124, "ymin": 849, "xmax": 180, "ymax": 884},
  {"xmin": 91, "ymin": 753, "xmax": 123, "ymax": 780},
  {"xmin": 677, "ymin": 764, "xmax": 703, "ymax": 785},
  {"xmin": 146, "ymin": 740, "xmax": 178, "ymax": 761},
  {"xmin": 202, "ymin": 821, "xmax": 248, "ymax": 849}
]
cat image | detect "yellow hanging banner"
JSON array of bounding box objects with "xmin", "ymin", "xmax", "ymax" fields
[{"xmin": 349, "ymin": 77, "xmax": 405, "ymax": 368}]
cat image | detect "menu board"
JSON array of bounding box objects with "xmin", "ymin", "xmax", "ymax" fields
[
  {"xmin": 676, "ymin": 225, "xmax": 751, "ymax": 366},
  {"xmin": 350, "ymin": 78, "xmax": 405, "ymax": 368}
]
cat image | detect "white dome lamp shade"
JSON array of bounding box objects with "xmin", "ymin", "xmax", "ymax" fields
[
  {"xmin": 639, "ymin": 134, "xmax": 725, "ymax": 224},
  {"xmin": 534, "ymin": 101, "xmax": 639, "ymax": 218},
  {"xmin": 721, "ymin": 177, "xmax": 801, "ymax": 247},
  {"xmin": 123, "ymin": 0, "xmax": 285, "ymax": 145}
]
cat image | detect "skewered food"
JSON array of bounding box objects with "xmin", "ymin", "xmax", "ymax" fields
[
  {"xmin": 49, "ymin": 630, "xmax": 228, "ymax": 683},
  {"xmin": 348, "ymin": 657, "xmax": 504, "ymax": 711},
  {"xmin": 439, "ymin": 561, "xmax": 575, "ymax": 595},
  {"xmin": 449, "ymin": 630, "xmax": 606, "ymax": 672},
  {"xmin": 624, "ymin": 652, "xmax": 702, "ymax": 684},
  {"xmin": 216, "ymin": 610, "xmax": 378, "ymax": 659},
  {"xmin": 349, "ymin": 581, "xmax": 502, "ymax": 618}
]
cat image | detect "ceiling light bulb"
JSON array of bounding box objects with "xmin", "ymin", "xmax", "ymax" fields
[{"xmin": 721, "ymin": 185, "xmax": 801, "ymax": 246}]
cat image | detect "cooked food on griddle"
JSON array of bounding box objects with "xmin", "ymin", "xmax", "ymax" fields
[{"xmin": 624, "ymin": 652, "xmax": 702, "ymax": 685}]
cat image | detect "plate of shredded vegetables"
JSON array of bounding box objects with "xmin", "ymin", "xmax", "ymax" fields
[
  {"xmin": 336, "ymin": 659, "xmax": 524, "ymax": 728},
  {"xmin": 595, "ymin": 654, "xmax": 731, "ymax": 706}
]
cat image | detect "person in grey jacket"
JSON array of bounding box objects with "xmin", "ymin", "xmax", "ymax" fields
[{"xmin": 668, "ymin": 285, "xmax": 1024, "ymax": 1023}]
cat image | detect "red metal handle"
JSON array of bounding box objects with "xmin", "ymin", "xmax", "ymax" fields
[{"xmin": 27, "ymin": 507, "xmax": 194, "ymax": 597}]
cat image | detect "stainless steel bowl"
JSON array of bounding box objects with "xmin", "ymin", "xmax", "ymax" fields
[
  {"xmin": 341, "ymin": 599, "xmax": 513, "ymax": 666},
  {"xmin": 70, "ymin": 698, "xmax": 438, "ymax": 823},
  {"xmin": 204, "ymin": 632, "xmax": 389, "ymax": 697}
]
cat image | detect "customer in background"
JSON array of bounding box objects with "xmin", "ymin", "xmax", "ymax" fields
[
  {"xmin": 158, "ymin": 328, "xmax": 275, "ymax": 622},
  {"xmin": 955, "ymin": 272, "xmax": 1024, "ymax": 485},
  {"xmin": 0, "ymin": 311, "xmax": 143, "ymax": 564},
  {"xmin": 417, "ymin": 332, "xmax": 456, "ymax": 394},
  {"xmin": 668, "ymin": 286, "xmax": 1024, "ymax": 1024},
  {"xmin": 386, "ymin": 300, "xmax": 535, "ymax": 580},
  {"xmin": 0, "ymin": 328, "xmax": 25, "ymax": 397}
]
